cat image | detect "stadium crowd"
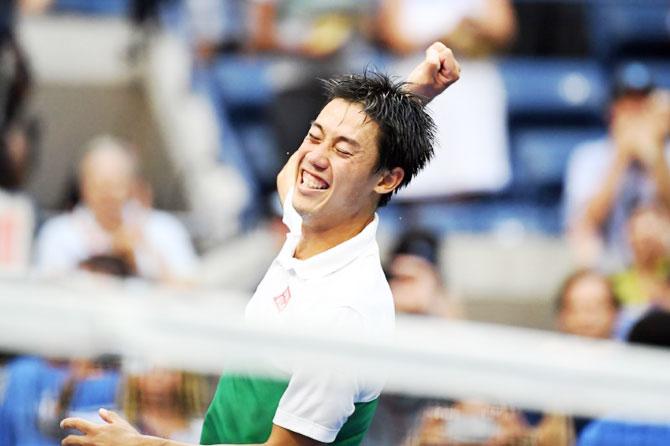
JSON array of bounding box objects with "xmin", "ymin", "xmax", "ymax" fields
[{"xmin": 1, "ymin": 0, "xmax": 670, "ymax": 445}]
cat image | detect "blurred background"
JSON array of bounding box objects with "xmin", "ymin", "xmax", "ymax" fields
[{"xmin": 1, "ymin": 0, "xmax": 670, "ymax": 445}]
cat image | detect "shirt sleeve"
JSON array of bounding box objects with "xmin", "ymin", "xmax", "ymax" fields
[
  {"xmin": 282, "ymin": 186, "xmax": 302, "ymax": 235},
  {"xmin": 273, "ymin": 307, "xmax": 378, "ymax": 443},
  {"xmin": 563, "ymin": 143, "xmax": 607, "ymax": 228},
  {"xmin": 34, "ymin": 217, "xmax": 81, "ymax": 274},
  {"xmin": 142, "ymin": 212, "xmax": 199, "ymax": 280}
]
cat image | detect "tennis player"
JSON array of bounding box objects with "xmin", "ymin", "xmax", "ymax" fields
[{"xmin": 61, "ymin": 41, "xmax": 460, "ymax": 446}]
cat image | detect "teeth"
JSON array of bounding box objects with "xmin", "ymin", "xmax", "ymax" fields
[{"xmin": 302, "ymin": 171, "xmax": 328, "ymax": 190}]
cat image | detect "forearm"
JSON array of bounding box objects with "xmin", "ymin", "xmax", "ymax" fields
[
  {"xmin": 142, "ymin": 438, "xmax": 264, "ymax": 446},
  {"xmin": 375, "ymin": 0, "xmax": 417, "ymax": 55},
  {"xmin": 474, "ymin": 0, "xmax": 517, "ymax": 49},
  {"xmin": 248, "ymin": 3, "xmax": 277, "ymax": 52},
  {"xmin": 579, "ymin": 151, "xmax": 630, "ymax": 231},
  {"xmin": 649, "ymin": 153, "xmax": 670, "ymax": 209}
]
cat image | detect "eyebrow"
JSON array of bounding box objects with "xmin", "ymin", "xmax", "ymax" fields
[{"xmin": 310, "ymin": 121, "xmax": 361, "ymax": 149}]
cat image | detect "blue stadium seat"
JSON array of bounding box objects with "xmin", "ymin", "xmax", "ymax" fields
[
  {"xmin": 587, "ymin": 1, "xmax": 670, "ymax": 60},
  {"xmin": 53, "ymin": 0, "xmax": 130, "ymax": 15},
  {"xmin": 511, "ymin": 126, "xmax": 606, "ymax": 192},
  {"xmin": 0, "ymin": 357, "xmax": 119, "ymax": 446},
  {"xmin": 381, "ymin": 200, "xmax": 562, "ymax": 236},
  {"xmin": 212, "ymin": 56, "xmax": 274, "ymax": 110},
  {"xmin": 499, "ymin": 58, "xmax": 608, "ymax": 123},
  {"xmin": 578, "ymin": 419, "xmax": 670, "ymax": 446}
]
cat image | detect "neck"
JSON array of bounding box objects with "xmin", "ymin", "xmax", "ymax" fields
[
  {"xmin": 294, "ymin": 212, "xmax": 374, "ymax": 260},
  {"xmin": 140, "ymin": 398, "xmax": 181, "ymax": 417},
  {"xmin": 634, "ymin": 258, "xmax": 660, "ymax": 274}
]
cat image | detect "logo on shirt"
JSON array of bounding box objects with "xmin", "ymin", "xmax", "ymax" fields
[{"xmin": 273, "ymin": 287, "xmax": 292, "ymax": 312}]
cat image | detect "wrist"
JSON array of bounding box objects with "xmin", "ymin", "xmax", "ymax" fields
[{"xmin": 139, "ymin": 434, "xmax": 167, "ymax": 446}]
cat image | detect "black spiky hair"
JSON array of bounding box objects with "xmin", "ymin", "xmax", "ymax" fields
[{"xmin": 322, "ymin": 72, "xmax": 436, "ymax": 207}]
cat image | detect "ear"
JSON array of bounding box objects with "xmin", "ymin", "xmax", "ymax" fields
[{"xmin": 374, "ymin": 167, "xmax": 405, "ymax": 196}]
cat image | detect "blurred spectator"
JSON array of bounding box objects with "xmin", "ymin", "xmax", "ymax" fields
[
  {"xmin": 247, "ymin": 0, "xmax": 369, "ymax": 58},
  {"xmin": 365, "ymin": 230, "xmax": 465, "ymax": 445},
  {"xmin": 0, "ymin": 356, "xmax": 119, "ymax": 446},
  {"xmin": 409, "ymin": 402, "xmax": 531, "ymax": 446},
  {"xmin": 387, "ymin": 230, "xmax": 464, "ymax": 318},
  {"xmin": 611, "ymin": 206, "xmax": 670, "ymax": 308},
  {"xmin": 248, "ymin": 0, "xmax": 374, "ymax": 183},
  {"xmin": 0, "ymin": 120, "xmax": 38, "ymax": 274},
  {"xmin": 79, "ymin": 254, "xmax": 135, "ymax": 279},
  {"xmin": 35, "ymin": 135, "xmax": 198, "ymax": 284},
  {"xmin": 627, "ymin": 309, "xmax": 670, "ymax": 349},
  {"xmin": 185, "ymin": 0, "xmax": 248, "ymax": 61},
  {"xmin": 120, "ymin": 367, "xmax": 205, "ymax": 442},
  {"xmin": 523, "ymin": 269, "xmax": 622, "ymax": 446},
  {"xmin": 0, "ymin": 1, "xmax": 32, "ymax": 130},
  {"xmin": 377, "ymin": 0, "xmax": 516, "ymax": 197},
  {"xmin": 576, "ymin": 310, "xmax": 670, "ymax": 446},
  {"xmin": 564, "ymin": 64, "xmax": 670, "ymax": 271},
  {"xmin": 555, "ymin": 269, "xmax": 620, "ymax": 340}
]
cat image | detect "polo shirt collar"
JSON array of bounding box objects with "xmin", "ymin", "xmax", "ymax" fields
[{"xmin": 276, "ymin": 214, "xmax": 379, "ymax": 279}]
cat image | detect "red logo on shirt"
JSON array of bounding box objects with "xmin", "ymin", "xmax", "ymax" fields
[{"xmin": 273, "ymin": 287, "xmax": 291, "ymax": 312}]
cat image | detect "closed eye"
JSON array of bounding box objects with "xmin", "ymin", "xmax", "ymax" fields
[
  {"xmin": 335, "ymin": 147, "xmax": 352, "ymax": 156},
  {"xmin": 307, "ymin": 133, "xmax": 321, "ymax": 143}
]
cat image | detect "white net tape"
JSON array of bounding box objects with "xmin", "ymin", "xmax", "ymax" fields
[{"xmin": 1, "ymin": 276, "xmax": 670, "ymax": 423}]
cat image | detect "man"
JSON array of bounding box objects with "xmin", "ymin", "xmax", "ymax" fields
[
  {"xmin": 35, "ymin": 135, "xmax": 198, "ymax": 284},
  {"xmin": 564, "ymin": 62, "xmax": 670, "ymax": 271},
  {"xmin": 60, "ymin": 42, "xmax": 460, "ymax": 446}
]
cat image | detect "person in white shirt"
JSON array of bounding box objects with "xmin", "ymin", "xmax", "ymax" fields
[
  {"xmin": 564, "ymin": 65, "xmax": 670, "ymax": 271},
  {"xmin": 61, "ymin": 42, "xmax": 460, "ymax": 446},
  {"xmin": 35, "ymin": 135, "xmax": 198, "ymax": 284},
  {"xmin": 377, "ymin": 0, "xmax": 516, "ymax": 198}
]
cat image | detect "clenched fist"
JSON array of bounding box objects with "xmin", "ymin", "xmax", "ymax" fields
[{"xmin": 406, "ymin": 42, "xmax": 461, "ymax": 104}]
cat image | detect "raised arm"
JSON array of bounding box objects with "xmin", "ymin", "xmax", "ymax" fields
[{"xmin": 405, "ymin": 42, "xmax": 461, "ymax": 105}]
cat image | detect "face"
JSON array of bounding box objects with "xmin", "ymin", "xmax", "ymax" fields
[
  {"xmin": 611, "ymin": 93, "xmax": 650, "ymax": 119},
  {"xmin": 559, "ymin": 275, "xmax": 617, "ymax": 339},
  {"xmin": 80, "ymin": 150, "xmax": 134, "ymax": 230},
  {"xmin": 292, "ymin": 98, "xmax": 402, "ymax": 230},
  {"xmin": 136, "ymin": 368, "xmax": 182, "ymax": 405},
  {"xmin": 5, "ymin": 126, "xmax": 30, "ymax": 181},
  {"xmin": 389, "ymin": 254, "xmax": 441, "ymax": 315}
]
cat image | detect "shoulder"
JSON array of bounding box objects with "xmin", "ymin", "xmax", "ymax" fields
[
  {"xmin": 329, "ymin": 253, "xmax": 395, "ymax": 336},
  {"xmin": 145, "ymin": 210, "xmax": 193, "ymax": 242},
  {"xmin": 146, "ymin": 209, "xmax": 187, "ymax": 231},
  {"xmin": 37, "ymin": 212, "xmax": 78, "ymax": 241},
  {"xmin": 569, "ymin": 137, "xmax": 611, "ymax": 166}
]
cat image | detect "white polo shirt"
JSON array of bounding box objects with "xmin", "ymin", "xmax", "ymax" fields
[{"xmin": 244, "ymin": 187, "xmax": 395, "ymax": 443}]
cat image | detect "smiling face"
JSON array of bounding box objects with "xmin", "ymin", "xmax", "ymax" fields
[
  {"xmin": 559, "ymin": 274, "xmax": 617, "ymax": 339},
  {"xmin": 292, "ymin": 98, "xmax": 403, "ymax": 231}
]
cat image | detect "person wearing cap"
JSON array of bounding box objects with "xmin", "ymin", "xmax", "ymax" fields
[
  {"xmin": 564, "ymin": 62, "xmax": 670, "ymax": 272},
  {"xmin": 386, "ymin": 230, "xmax": 464, "ymax": 318}
]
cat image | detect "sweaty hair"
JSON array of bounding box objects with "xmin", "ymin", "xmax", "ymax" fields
[{"xmin": 322, "ymin": 72, "xmax": 436, "ymax": 207}]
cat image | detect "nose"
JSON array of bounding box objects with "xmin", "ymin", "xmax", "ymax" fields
[{"xmin": 304, "ymin": 143, "xmax": 329, "ymax": 170}]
